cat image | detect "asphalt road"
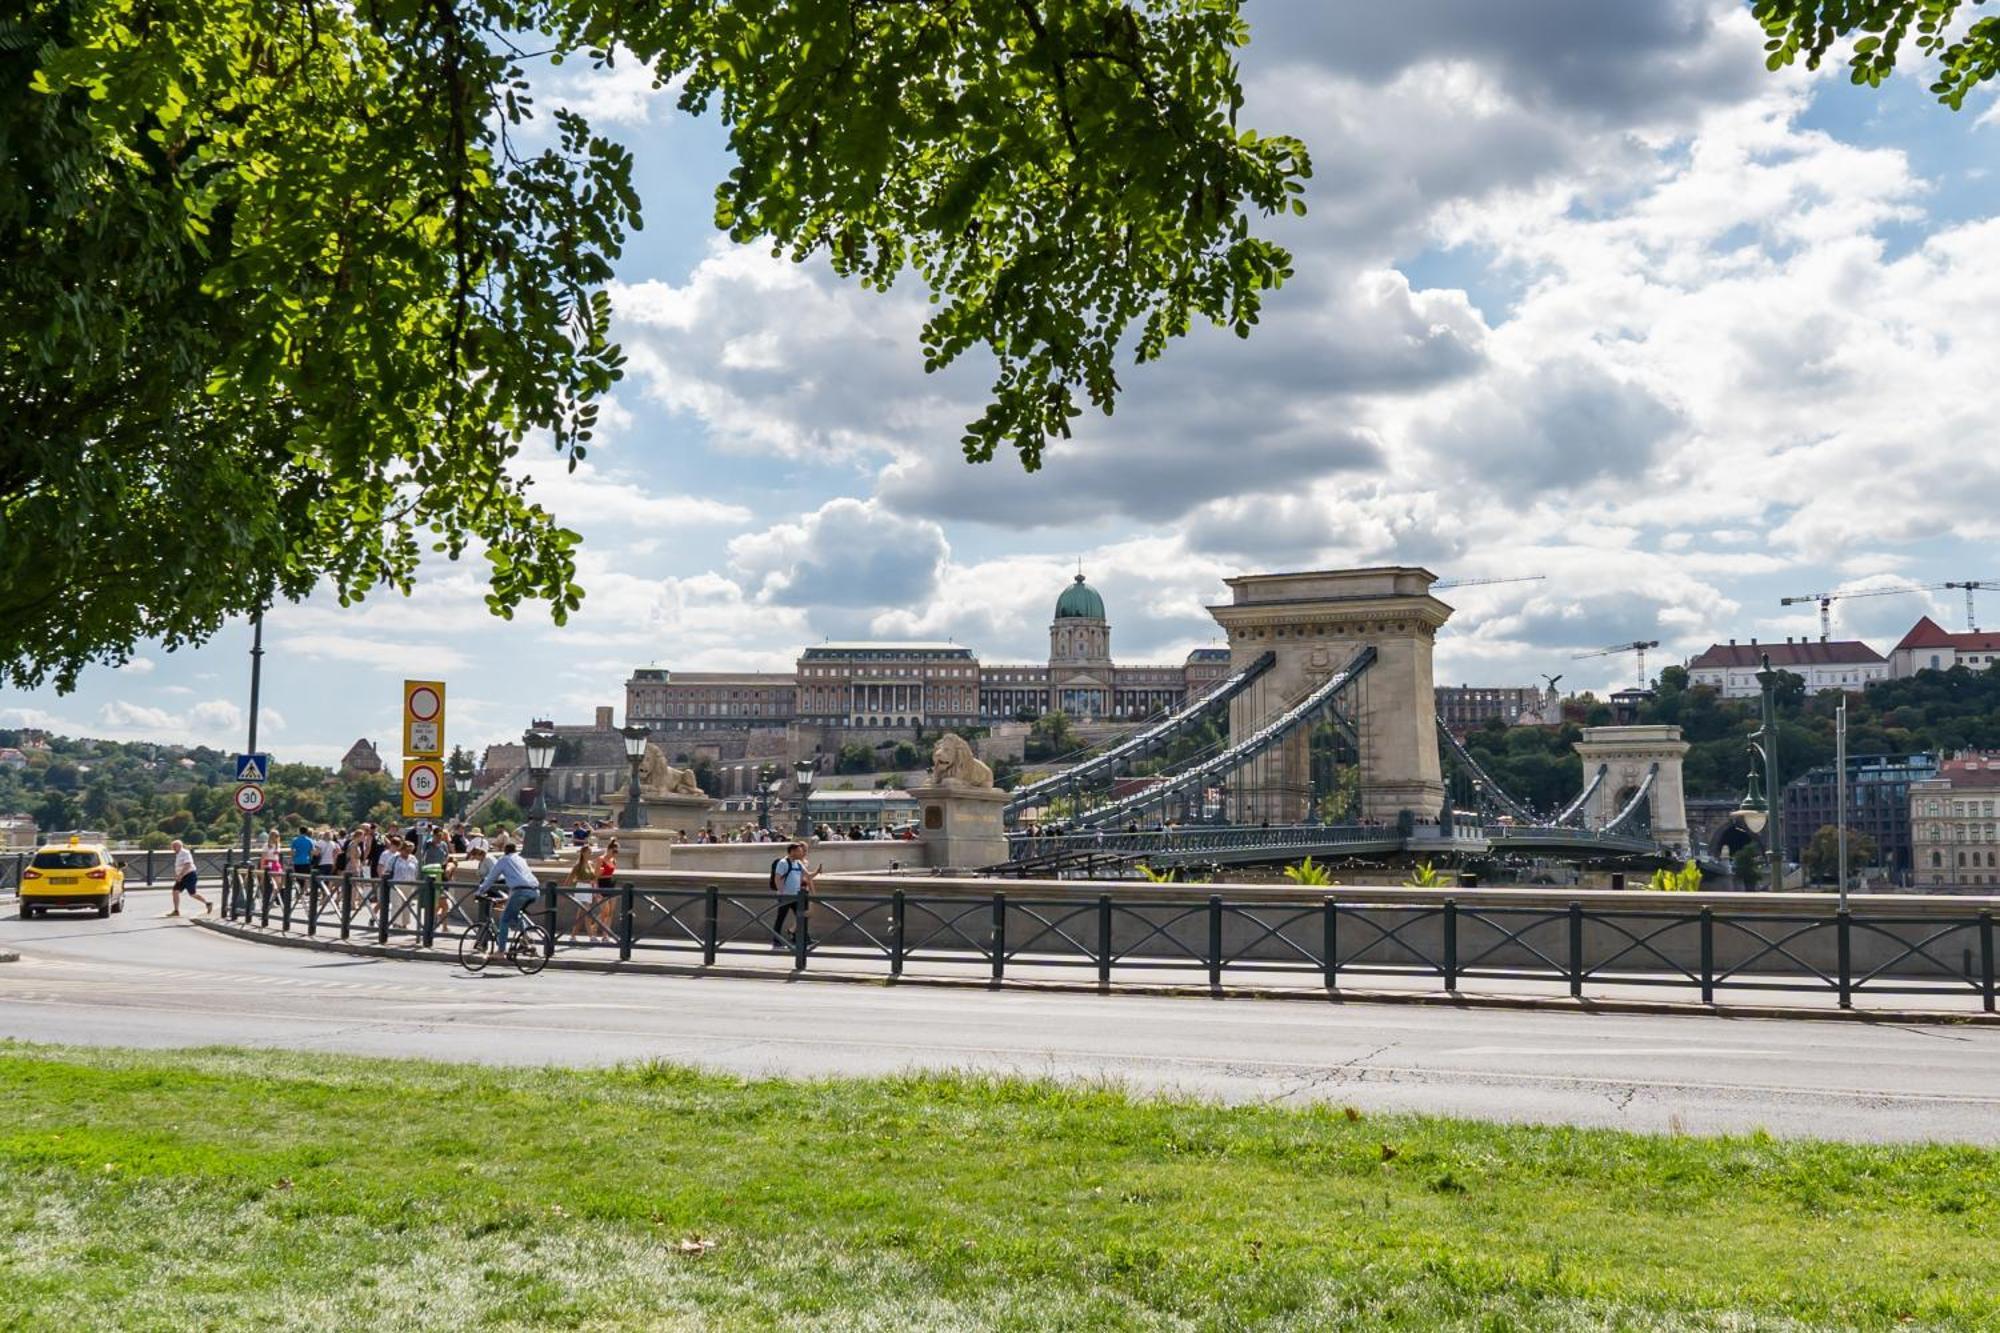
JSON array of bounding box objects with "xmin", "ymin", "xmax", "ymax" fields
[{"xmin": 4, "ymin": 901, "xmax": 1999, "ymax": 1144}]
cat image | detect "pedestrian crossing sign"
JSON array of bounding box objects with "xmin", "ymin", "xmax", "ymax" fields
[{"xmin": 233, "ymin": 753, "xmax": 271, "ymax": 784}]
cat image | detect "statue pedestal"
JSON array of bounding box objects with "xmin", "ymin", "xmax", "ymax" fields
[
  {"xmin": 909, "ymin": 784, "xmax": 1010, "ymax": 871},
  {"xmin": 618, "ymin": 795, "xmax": 718, "ymax": 869}
]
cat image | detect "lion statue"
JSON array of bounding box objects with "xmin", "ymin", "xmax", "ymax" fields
[
  {"xmin": 928, "ymin": 732, "xmax": 994, "ymax": 789},
  {"xmin": 618, "ymin": 741, "xmax": 706, "ymax": 800}
]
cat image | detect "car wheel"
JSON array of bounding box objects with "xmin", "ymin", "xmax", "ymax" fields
[
  {"xmin": 111, "ymin": 894, "xmax": 124, "ymax": 914},
  {"xmin": 97, "ymin": 898, "xmax": 112, "ymax": 919}
]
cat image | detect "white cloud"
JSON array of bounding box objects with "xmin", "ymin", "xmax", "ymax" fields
[{"xmin": 117, "ymin": 656, "xmax": 156, "ymax": 676}]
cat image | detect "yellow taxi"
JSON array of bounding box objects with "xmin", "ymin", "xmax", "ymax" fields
[{"xmin": 18, "ymin": 838, "xmax": 127, "ymax": 919}]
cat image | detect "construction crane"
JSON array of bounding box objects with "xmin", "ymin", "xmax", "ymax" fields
[
  {"xmin": 1944, "ymin": 581, "xmax": 2000, "ymax": 632},
  {"xmin": 1573, "ymin": 640, "xmax": 1661, "ymax": 691},
  {"xmin": 1433, "ymin": 574, "xmax": 1546, "ymax": 591},
  {"xmin": 1779, "ymin": 582, "xmax": 1989, "ymax": 638}
]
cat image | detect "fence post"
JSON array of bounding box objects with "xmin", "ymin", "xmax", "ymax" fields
[
  {"xmin": 420, "ymin": 876, "xmax": 436, "ymax": 949},
  {"xmin": 703, "ymin": 885, "xmax": 720, "ymax": 966},
  {"xmin": 541, "ymin": 882, "xmax": 558, "ymax": 959},
  {"xmin": 1323, "ymin": 897, "xmax": 1338, "ymax": 990},
  {"xmin": 1981, "ymin": 911, "xmax": 1994, "ymax": 1014},
  {"xmin": 144, "ymin": 849, "xmax": 155, "ymax": 887},
  {"xmin": 1699, "ymin": 907, "xmax": 1714, "ymax": 1005},
  {"xmin": 619, "ymin": 884, "xmax": 635, "ymax": 963},
  {"xmin": 1208, "ymin": 895, "xmax": 1223, "ymax": 989},
  {"xmin": 340, "ymin": 875, "xmax": 353, "ymax": 941},
  {"xmin": 1836, "ymin": 908, "xmax": 1852, "ymax": 1010},
  {"xmin": 307, "ymin": 871, "xmax": 320, "ymax": 937},
  {"xmin": 1568, "ymin": 902, "xmax": 1583, "ymax": 999},
  {"xmin": 1442, "ymin": 899, "xmax": 1458, "ymax": 992},
  {"xmin": 377, "ymin": 879, "xmax": 391, "ymax": 945},
  {"xmin": 1097, "ymin": 894, "xmax": 1112, "ymax": 986},
  {"xmin": 991, "ymin": 892, "xmax": 1006, "ymax": 982},
  {"xmin": 781, "ymin": 887, "xmax": 807, "ymax": 970},
  {"xmin": 889, "ymin": 889, "xmax": 904, "ymax": 978}
]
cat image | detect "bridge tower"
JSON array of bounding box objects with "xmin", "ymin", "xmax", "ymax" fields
[
  {"xmin": 1207, "ymin": 567, "xmax": 1452, "ymax": 824},
  {"xmin": 1572, "ymin": 725, "xmax": 1690, "ymax": 856}
]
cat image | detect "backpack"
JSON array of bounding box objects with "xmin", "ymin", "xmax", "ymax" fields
[{"xmin": 770, "ymin": 858, "xmax": 785, "ymax": 892}]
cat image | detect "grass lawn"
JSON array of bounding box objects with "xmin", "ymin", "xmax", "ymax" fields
[{"xmin": 0, "ymin": 1043, "xmax": 1994, "ymax": 1330}]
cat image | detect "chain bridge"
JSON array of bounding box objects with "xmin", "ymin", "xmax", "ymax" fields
[{"xmin": 997, "ymin": 567, "xmax": 1697, "ymax": 877}]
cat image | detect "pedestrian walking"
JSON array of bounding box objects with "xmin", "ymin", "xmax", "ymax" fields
[
  {"xmin": 165, "ymin": 839, "xmax": 210, "ymax": 917},
  {"xmin": 564, "ymin": 841, "xmax": 610, "ymax": 943},
  {"xmin": 768, "ymin": 841, "xmax": 815, "ymax": 950}
]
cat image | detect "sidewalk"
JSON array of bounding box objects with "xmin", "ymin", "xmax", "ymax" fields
[{"xmin": 196, "ymin": 917, "xmax": 2000, "ymax": 1024}]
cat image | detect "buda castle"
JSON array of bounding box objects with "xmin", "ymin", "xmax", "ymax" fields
[{"xmin": 625, "ymin": 573, "xmax": 1231, "ymax": 740}]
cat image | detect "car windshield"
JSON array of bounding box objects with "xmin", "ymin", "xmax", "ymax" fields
[{"xmin": 31, "ymin": 850, "xmax": 99, "ymax": 870}]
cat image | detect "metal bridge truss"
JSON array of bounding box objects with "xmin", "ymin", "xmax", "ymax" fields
[
  {"xmin": 1435, "ymin": 718, "xmax": 1540, "ymax": 823},
  {"xmin": 1072, "ymin": 648, "xmax": 1377, "ymax": 829},
  {"xmin": 1552, "ymin": 764, "xmax": 1608, "ymax": 827},
  {"xmin": 1004, "ymin": 651, "xmax": 1277, "ymax": 820}
]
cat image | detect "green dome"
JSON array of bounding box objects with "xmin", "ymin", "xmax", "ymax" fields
[{"xmin": 1055, "ymin": 573, "xmax": 1105, "ymax": 621}]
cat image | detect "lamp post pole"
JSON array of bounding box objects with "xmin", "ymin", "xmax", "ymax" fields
[
  {"xmin": 794, "ymin": 758, "xmax": 817, "ymax": 839},
  {"xmin": 619, "ymin": 725, "xmax": 650, "ymax": 830},
  {"xmin": 523, "ymin": 728, "xmax": 557, "ymax": 860},
  {"xmin": 450, "ymin": 763, "xmax": 472, "ymax": 827},
  {"xmin": 756, "ymin": 765, "xmax": 777, "ymax": 833},
  {"xmin": 1754, "ymin": 653, "xmax": 1784, "ymax": 891},
  {"xmin": 1836, "ymin": 696, "xmax": 1849, "ymax": 909}
]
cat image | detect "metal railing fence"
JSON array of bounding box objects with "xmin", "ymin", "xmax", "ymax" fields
[
  {"xmin": 216, "ymin": 865, "xmax": 1998, "ymax": 1011},
  {"xmin": 2, "ymin": 845, "xmax": 241, "ymax": 891}
]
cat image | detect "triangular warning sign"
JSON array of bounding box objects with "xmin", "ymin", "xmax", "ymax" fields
[{"xmin": 235, "ymin": 754, "xmax": 268, "ymax": 783}]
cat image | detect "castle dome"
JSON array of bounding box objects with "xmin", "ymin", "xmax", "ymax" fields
[{"xmin": 1054, "ymin": 572, "xmax": 1106, "ymax": 621}]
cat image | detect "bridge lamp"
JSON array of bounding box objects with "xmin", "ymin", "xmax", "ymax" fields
[
  {"xmin": 523, "ymin": 728, "xmax": 558, "ymax": 859},
  {"xmin": 793, "ymin": 758, "xmax": 817, "ymax": 838},
  {"xmin": 619, "ymin": 725, "xmax": 650, "ymax": 830},
  {"xmin": 1732, "ymin": 761, "xmax": 1769, "ymax": 836},
  {"xmin": 449, "ymin": 760, "xmax": 472, "ymax": 821}
]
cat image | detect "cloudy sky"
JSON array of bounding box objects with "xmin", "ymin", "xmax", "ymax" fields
[{"xmin": 6, "ymin": 1, "xmax": 2000, "ymax": 767}]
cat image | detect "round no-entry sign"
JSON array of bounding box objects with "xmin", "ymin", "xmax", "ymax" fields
[
  {"xmin": 406, "ymin": 684, "xmax": 443, "ymax": 722},
  {"xmin": 234, "ymin": 784, "xmax": 266, "ymax": 814},
  {"xmin": 406, "ymin": 764, "xmax": 440, "ymax": 801}
]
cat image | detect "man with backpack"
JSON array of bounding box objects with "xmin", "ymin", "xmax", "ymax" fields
[{"xmin": 768, "ymin": 841, "xmax": 815, "ymax": 951}]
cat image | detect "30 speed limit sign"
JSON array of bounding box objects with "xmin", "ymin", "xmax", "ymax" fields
[
  {"xmin": 233, "ymin": 784, "xmax": 266, "ymax": 815},
  {"xmin": 402, "ymin": 759, "xmax": 444, "ymax": 818}
]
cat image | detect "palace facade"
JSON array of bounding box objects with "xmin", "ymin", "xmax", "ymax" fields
[{"xmin": 625, "ymin": 573, "xmax": 1230, "ymax": 736}]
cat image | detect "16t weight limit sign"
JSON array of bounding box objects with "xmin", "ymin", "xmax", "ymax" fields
[{"xmin": 403, "ymin": 759, "xmax": 444, "ymax": 819}]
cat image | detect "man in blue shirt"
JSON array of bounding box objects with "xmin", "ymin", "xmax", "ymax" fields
[
  {"xmin": 289, "ymin": 826, "xmax": 316, "ymax": 877},
  {"xmin": 475, "ymin": 842, "xmax": 542, "ymax": 955}
]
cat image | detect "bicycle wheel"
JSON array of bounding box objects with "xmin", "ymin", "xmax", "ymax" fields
[
  {"xmin": 511, "ymin": 922, "xmax": 550, "ymax": 976},
  {"xmin": 458, "ymin": 922, "xmax": 493, "ymax": 972}
]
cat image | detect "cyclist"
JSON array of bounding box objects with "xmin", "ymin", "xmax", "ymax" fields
[{"xmin": 474, "ymin": 841, "xmax": 541, "ymax": 957}]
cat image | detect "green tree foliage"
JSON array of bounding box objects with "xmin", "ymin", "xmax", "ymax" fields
[
  {"xmin": 833, "ymin": 743, "xmax": 876, "ymax": 776},
  {"xmin": 1647, "ymin": 861, "xmax": 1705, "ymax": 893},
  {"xmin": 1025, "ymin": 710, "xmax": 1078, "ymax": 762},
  {"xmin": 1733, "ymin": 844, "xmax": 1765, "ymax": 889},
  {"xmin": 1754, "ymin": 1, "xmax": 2000, "ymax": 105},
  {"xmin": 1281, "ymin": 855, "xmax": 1336, "ymax": 888},
  {"xmin": 1803, "ymin": 823, "xmax": 1879, "ymax": 883},
  {"xmin": 1, "ymin": 0, "xmax": 1307, "ymax": 690}
]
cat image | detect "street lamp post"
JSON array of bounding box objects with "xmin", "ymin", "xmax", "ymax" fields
[
  {"xmin": 450, "ymin": 761, "xmax": 472, "ymax": 825},
  {"xmin": 1731, "ymin": 755, "xmax": 1769, "ymax": 889},
  {"xmin": 1753, "ymin": 652, "xmax": 1785, "ymax": 891},
  {"xmin": 755, "ymin": 764, "xmax": 783, "ymax": 833},
  {"xmin": 523, "ymin": 728, "xmax": 558, "ymax": 860},
  {"xmin": 794, "ymin": 758, "xmax": 817, "ymax": 838},
  {"xmin": 619, "ymin": 725, "xmax": 650, "ymax": 830}
]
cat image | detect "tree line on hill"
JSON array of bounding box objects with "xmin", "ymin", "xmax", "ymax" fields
[
  {"xmin": 1461, "ymin": 662, "xmax": 2000, "ymax": 814},
  {"xmin": 0, "ymin": 732, "xmax": 514, "ymax": 846}
]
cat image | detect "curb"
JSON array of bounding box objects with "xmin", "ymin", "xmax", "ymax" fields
[{"xmin": 191, "ymin": 918, "xmax": 2000, "ymax": 1027}]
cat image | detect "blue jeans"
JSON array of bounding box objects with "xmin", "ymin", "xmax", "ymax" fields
[{"xmin": 497, "ymin": 885, "xmax": 540, "ymax": 950}]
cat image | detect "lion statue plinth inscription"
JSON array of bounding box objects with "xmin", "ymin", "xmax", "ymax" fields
[{"xmin": 928, "ymin": 733, "xmax": 994, "ymax": 789}]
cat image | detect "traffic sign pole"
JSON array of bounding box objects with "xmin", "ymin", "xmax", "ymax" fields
[{"xmin": 241, "ymin": 610, "xmax": 264, "ymax": 870}]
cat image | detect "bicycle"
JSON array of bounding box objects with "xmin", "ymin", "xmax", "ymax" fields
[{"xmin": 457, "ymin": 891, "xmax": 550, "ymax": 976}]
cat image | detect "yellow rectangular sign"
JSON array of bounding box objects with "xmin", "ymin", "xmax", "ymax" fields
[
  {"xmin": 402, "ymin": 680, "xmax": 446, "ymax": 759},
  {"xmin": 402, "ymin": 759, "xmax": 444, "ymax": 819}
]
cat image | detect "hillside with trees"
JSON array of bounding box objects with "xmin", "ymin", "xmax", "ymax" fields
[
  {"xmin": 1461, "ymin": 662, "xmax": 2000, "ymax": 812},
  {"xmin": 0, "ymin": 731, "xmax": 505, "ymax": 845}
]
